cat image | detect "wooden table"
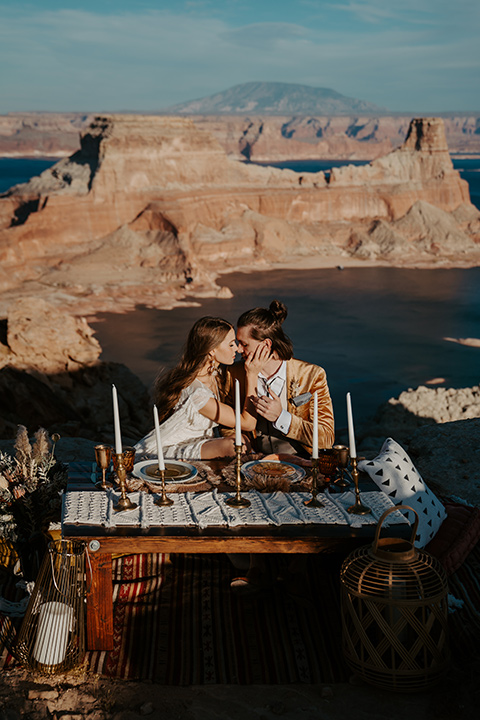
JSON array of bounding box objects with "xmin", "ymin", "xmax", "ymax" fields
[{"xmin": 62, "ymin": 462, "xmax": 410, "ymax": 651}]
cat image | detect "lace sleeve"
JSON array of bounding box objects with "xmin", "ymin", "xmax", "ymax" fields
[{"xmin": 189, "ymin": 385, "xmax": 214, "ymax": 412}]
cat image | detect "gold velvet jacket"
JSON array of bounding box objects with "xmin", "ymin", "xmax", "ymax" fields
[{"xmin": 223, "ymin": 358, "xmax": 335, "ymax": 454}]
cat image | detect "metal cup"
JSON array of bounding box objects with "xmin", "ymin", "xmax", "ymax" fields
[{"xmin": 111, "ymin": 446, "xmax": 136, "ymax": 474}]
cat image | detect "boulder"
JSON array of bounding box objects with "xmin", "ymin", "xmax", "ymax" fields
[
  {"xmin": 407, "ymin": 419, "xmax": 480, "ymax": 506},
  {"xmin": 6, "ymin": 297, "xmax": 101, "ymax": 374},
  {"xmin": 0, "ymin": 300, "xmax": 151, "ymax": 442}
]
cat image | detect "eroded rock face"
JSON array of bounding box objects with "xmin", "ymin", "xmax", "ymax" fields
[
  {"xmin": 2, "ymin": 112, "xmax": 480, "ymax": 159},
  {"xmin": 0, "ymin": 115, "xmax": 478, "ymax": 316}
]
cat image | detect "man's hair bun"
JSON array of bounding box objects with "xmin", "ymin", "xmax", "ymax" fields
[{"xmin": 269, "ymin": 300, "xmax": 288, "ymax": 324}]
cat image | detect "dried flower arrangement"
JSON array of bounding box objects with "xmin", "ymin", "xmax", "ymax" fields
[{"xmin": 0, "ymin": 426, "xmax": 67, "ymax": 544}]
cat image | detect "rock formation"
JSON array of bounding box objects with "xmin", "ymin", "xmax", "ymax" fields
[
  {"xmin": 353, "ymin": 382, "xmax": 480, "ymax": 505},
  {"xmin": 2, "ymin": 112, "xmax": 480, "ymax": 159},
  {"xmin": 0, "ymin": 115, "xmax": 479, "ymax": 316},
  {"xmin": 0, "ymin": 113, "xmax": 91, "ymax": 157},
  {"xmin": 0, "ymin": 299, "xmax": 151, "ymax": 442}
]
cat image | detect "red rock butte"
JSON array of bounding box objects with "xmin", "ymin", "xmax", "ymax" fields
[{"xmin": 0, "ymin": 115, "xmax": 479, "ymax": 315}]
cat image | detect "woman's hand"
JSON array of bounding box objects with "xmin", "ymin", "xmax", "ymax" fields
[{"xmin": 244, "ymin": 341, "xmax": 270, "ymax": 377}]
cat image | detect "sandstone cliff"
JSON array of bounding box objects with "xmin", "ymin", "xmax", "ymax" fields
[
  {"xmin": 0, "ymin": 115, "xmax": 479, "ymax": 316},
  {"xmin": 2, "ymin": 113, "xmax": 480, "ymax": 160}
]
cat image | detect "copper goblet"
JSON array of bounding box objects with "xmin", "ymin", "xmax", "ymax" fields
[
  {"xmin": 316, "ymin": 449, "xmax": 338, "ymax": 487},
  {"xmin": 111, "ymin": 446, "xmax": 136, "ymax": 475},
  {"xmin": 94, "ymin": 444, "xmax": 113, "ymax": 490}
]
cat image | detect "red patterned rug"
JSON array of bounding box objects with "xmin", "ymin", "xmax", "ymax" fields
[
  {"xmin": 2, "ymin": 545, "xmax": 480, "ymax": 684},
  {"xmin": 86, "ymin": 552, "xmax": 348, "ymax": 684}
]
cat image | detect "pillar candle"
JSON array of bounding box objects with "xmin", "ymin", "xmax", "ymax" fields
[
  {"xmin": 153, "ymin": 405, "xmax": 165, "ymax": 471},
  {"xmin": 312, "ymin": 391, "xmax": 319, "ymax": 459},
  {"xmin": 346, "ymin": 392, "xmax": 357, "ymax": 459},
  {"xmin": 235, "ymin": 379, "xmax": 242, "ymax": 447},
  {"xmin": 112, "ymin": 384, "xmax": 122, "ymax": 455}
]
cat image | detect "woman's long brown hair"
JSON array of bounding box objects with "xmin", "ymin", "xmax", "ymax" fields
[{"xmin": 154, "ymin": 316, "xmax": 233, "ymax": 422}]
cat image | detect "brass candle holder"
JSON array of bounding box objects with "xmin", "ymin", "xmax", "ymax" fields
[
  {"xmin": 154, "ymin": 468, "xmax": 174, "ymax": 507},
  {"xmin": 347, "ymin": 456, "xmax": 371, "ymax": 515},
  {"xmin": 304, "ymin": 457, "xmax": 325, "ymax": 508},
  {"xmin": 113, "ymin": 453, "xmax": 138, "ymax": 513},
  {"xmin": 333, "ymin": 444, "xmax": 350, "ymax": 489},
  {"xmin": 226, "ymin": 445, "xmax": 250, "ymax": 508}
]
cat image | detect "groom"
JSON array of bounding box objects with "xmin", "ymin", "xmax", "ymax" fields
[{"xmin": 224, "ymin": 301, "xmax": 334, "ymax": 457}]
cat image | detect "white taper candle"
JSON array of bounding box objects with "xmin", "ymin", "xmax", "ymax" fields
[
  {"xmin": 112, "ymin": 384, "xmax": 123, "ymax": 455},
  {"xmin": 235, "ymin": 379, "xmax": 242, "ymax": 447},
  {"xmin": 312, "ymin": 391, "xmax": 319, "ymax": 459},
  {"xmin": 346, "ymin": 392, "xmax": 357, "ymax": 459},
  {"xmin": 153, "ymin": 404, "xmax": 165, "ymax": 471}
]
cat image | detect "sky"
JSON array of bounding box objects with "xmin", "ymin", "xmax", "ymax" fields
[{"xmin": 0, "ymin": 0, "xmax": 478, "ymax": 114}]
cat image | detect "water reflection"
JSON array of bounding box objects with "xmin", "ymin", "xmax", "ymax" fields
[{"xmin": 91, "ymin": 267, "xmax": 480, "ymax": 425}]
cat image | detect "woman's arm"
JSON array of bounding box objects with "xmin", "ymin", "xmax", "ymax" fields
[{"xmin": 199, "ymin": 343, "xmax": 269, "ymax": 429}]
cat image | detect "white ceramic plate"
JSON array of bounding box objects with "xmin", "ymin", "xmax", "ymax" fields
[
  {"xmin": 241, "ymin": 459, "xmax": 306, "ymax": 483},
  {"xmin": 132, "ymin": 459, "xmax": 198, "ymax": 484}
]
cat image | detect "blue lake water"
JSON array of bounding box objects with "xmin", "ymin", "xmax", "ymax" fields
[
  {"xmin": 0, "ymin": 158, "xmax": 57, "ymax": 193},
  {"xmin": 1, "ymin": 157, "xmax": 479, "ymax": 427},
  {"xmin": 90, "ymin": 266, "xmax": 480, "ymax": 428}
]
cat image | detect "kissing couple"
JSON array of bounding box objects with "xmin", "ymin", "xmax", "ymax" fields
[{"xmin": 135, "ymin": 299, "xmax": 334, "ymax": 461}]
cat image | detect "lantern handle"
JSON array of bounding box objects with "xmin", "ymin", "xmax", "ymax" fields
[{"xmin": 372, "ymin": 504, "xmax": 419, "ymax": 551}]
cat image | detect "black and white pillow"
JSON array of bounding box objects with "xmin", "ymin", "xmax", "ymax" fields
[{"xmin": 358, "ymin": 437, "xmax": 446, "ymax": 548}]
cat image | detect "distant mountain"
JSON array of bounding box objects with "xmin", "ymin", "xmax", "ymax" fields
[{"xmin": 164, "ymin": 81, "xmax": 387, "ymax": 116}]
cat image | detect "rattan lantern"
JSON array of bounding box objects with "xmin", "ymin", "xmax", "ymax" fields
[
  {"xmin": 15, "ymin": 539, "xmax": 86, "ymax": 674},
  {"xmin": 340, "ymin": 505, "xmax": 449, "ymax": 692}
]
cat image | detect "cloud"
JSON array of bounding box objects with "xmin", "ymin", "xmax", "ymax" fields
[{"xmin": 0, "ymin": 4, "xmax": 478, "ymax": 113}]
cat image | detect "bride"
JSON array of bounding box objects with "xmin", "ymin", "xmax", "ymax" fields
[{"xmin": 135, "ymin": 316, "xmax": 268, "ymax": 460}]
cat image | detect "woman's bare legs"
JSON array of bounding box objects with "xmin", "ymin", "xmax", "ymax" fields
[
  {"xmin": 200, "ymin": 434, "xmax": 252, "ymax": 459},
  {"xmin": 200, "ymin": 437, "xmax": 237, "ymax": 459}
]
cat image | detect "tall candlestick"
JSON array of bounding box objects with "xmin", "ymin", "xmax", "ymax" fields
[
  {"xmin": 346, "ymin": 392, "xmax": 357, "ymax": 459},
  {"xmin": 235, "ymin": 379, "xmax": 242, "ymax": 447},
  {"xmin": 153, "ymin": 405, "xmax": 165, "ymax": 471},
  {"xmin": 112, "ymin": 384, "xmax": 122, "ymax": 455},
  {"xmin": 312, "ymin": 391, "xmax": 319, "ymax": 459}
]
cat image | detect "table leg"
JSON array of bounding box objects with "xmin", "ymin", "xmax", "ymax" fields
[{"xmin": 86, "ymin": 552, "xmax": 114, "ymax": 651}]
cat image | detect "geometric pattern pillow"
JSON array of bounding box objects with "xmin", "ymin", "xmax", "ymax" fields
[{"xmin": 358, "ymin": 437, "xmax": 446, "ymax": 548}]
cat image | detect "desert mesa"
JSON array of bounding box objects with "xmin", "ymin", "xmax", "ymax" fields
[{"xmin": 0, "ymin": 114, "xmax": 479, "ymax": 317}]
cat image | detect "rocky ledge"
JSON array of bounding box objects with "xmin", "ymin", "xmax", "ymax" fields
[
  {"xmin": 0, "ymin": 298, "xmax": 151, "ymax": 445},
  {"xmin": 0, "ymin": 115, "xmax": 479, "ymax": 317},
  {"xmin": 357, "ymin": 383, "xmax": 480, "ymax": 505}
]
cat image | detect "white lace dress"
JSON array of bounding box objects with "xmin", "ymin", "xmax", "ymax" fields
[{"xmin": 134, "ymin": 380, "xmax": 217, "ymax": 461}]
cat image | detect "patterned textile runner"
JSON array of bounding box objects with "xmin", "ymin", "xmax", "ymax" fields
[{"xmin": 63, "ymin": 488, "xmax": 408, "ymax": 529}]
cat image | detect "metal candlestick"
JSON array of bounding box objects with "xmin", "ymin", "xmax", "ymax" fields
[
  {"xmin": 113, "ymin": 453, "xmax": 137, "ymax": 512},
  {"xmin": 333, "ymin": 444, "xmax": 350, "ymax": 489},
  {"xmin": 347, "ymin": 456, "xmax": 371, "ymax": 515},
  {"xmin": 226, "ymin": 445, "xmax": 250, "ymax": 508},
  {"xmin": 154, "ymin": 468, "xmax": 174, "ymax": 507},
  {"xmin": 304, "ymin": 457, "xmax": 325, "ymax": 508}
]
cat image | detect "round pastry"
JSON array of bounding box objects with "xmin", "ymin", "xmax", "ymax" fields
[{"xmin": 251, "ymin": 462, "xmax": 296, "ymax": 477}]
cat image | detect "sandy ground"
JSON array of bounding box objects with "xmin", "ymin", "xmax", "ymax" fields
[{"xmin": 0, "ymin": 657, "xmax": 478, "ymax": 720}]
